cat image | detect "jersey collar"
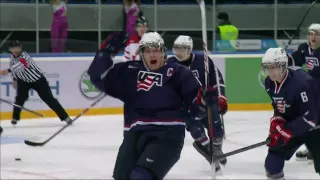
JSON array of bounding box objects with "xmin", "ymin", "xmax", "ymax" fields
[{"xmin": 274, "ymin": 70, "xmax": 289, "ymax": 94}]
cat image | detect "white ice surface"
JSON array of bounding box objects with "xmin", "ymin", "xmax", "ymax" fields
[{"xmin": 0, "ymin": 111, "xmax": 318, "ymax": 179}]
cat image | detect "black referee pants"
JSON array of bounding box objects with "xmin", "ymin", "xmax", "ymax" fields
[{"xmin": 13, "ymin": 76, "xmax": 69, "ymax": 120}]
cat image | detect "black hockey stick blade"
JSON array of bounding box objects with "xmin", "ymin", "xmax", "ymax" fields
[
  {"xmin": 24, "ymin": 123, "xmax": 70, "ymax": 146},
  {"xmin": 24, "ymin": 139, "xmax": 46, "ymax": 146},
  {"xmin": 0, "ymin": 98, "xmax": 44, "ymax": 117},
  {"xmin": 24, "ymin": 94, "xmax": 107, "ymax": 147}
]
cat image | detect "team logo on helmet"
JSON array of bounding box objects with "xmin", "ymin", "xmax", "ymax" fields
[{"xmin": 79, "ymin": 70, "xmax": 102, "ymax": 99}]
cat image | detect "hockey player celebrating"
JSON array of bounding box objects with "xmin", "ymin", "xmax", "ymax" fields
[
  {"xmin": 167, "ymin": 35, "xmax": 228, "ymax": 166},
  {"xmin": 262, "ymin": 47, "xmax": 320, "ymax": 179},
  {"xmin": 288, "ymin": 23, "xmax": 320, "ymax": 161},
  {"xmin": 88, "ymin": 32, "xmax": 218, "ymax": 179},
  {"xmin": 124, "ymin": 16, "xmax": 148, "ymax": 61}
]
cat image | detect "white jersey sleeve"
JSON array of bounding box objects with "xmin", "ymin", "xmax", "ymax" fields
[{"xmin": 124, "ymin": 42, "xmax": 140, "ymax": 61}]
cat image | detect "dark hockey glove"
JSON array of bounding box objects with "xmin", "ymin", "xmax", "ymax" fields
[
  {"xmin": 100, "ymin": 32, "xmax": 128, "ymax": 55},
  {"xmin": 197, "ymin": 87, "xmax": 227, "ymax": 114},
  {"xmin": 218, "ymin": 95, "xmax": 227, "ymax": 115},
  {"xmin": 267, "ymin": 116, "xmax": 294, "ymax": 147},
  {"xmin": 197, "ymin": 87, "xmax": 218, "ymax": 106}
]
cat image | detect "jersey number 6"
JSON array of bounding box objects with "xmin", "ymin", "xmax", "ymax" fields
[{"xmin": 300, "ymin": 91, "xmax": 308, "ymax": 102}]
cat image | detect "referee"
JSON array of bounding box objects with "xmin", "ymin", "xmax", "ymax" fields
[{"xmin": 0, "ymin": 40, "xmax": 72, "ymax": 125}]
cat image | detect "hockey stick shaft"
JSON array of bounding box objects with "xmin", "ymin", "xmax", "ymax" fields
[
  {"xmin": 0, "ymin": 32, "xmax": 13, "ymax": 48},
  {"xmin": 197, "ymin": 0, "xmax": 226, "ymax": 140},
  {"xmin": 217, "ymin": 127, "xmax": 320, "ymax": 161},
  {"xmin": 0, "ymin": 98, "xmax": 44, "ymax": 117},
  {"xmin": 197, "ymin": 0, "xmax": 220, "ymax": 178},
  {"xmin": 284, "ymin": 0, "xmax": 318, "ymax": 50},
  {"xmin": 216, "ymin": 140, "xmax": 270, "ymax": 159},
  {"xmin": 215, "ymin": 127, "xmax": 320, "ymax": 161},
  {"xmin": 24, "ymin": 94, "xmax": 107, "ymax": 146}
]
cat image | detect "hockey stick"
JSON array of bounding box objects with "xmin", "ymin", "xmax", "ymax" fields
[
  {"xmin": 284, "ymin": 0, "xmax": 318, "ymax": 51},
  {"xmin": 215, "ymin": 139, "xmax": 270, "ymax": 160},
  {"xmin": 217, "ymin": 124, "xmax": 320, "ymax": 160},
  {"xmin": 197, "ymin": 0, "xmax": 221, "ymax": 178},
  {"xmin": 24, "ymin": 94, "xmax": 106, "ymax": 146},
  {"xmin": 196, "ymin": 0, "xmax": 226, "ymax": 140},
  {"xmin": 0, "ymin": 98, "xmax": 44, "ymax": 117},
  {"xmin": 0, "ymin": 32, "xmax": 13, "ymax": 48}
]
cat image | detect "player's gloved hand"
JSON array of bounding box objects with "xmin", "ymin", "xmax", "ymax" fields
[
  {"xmin": 100, "ymin": 32, "xmax": 128, "ymax": 55},
  {"xmin": 269, "ymin": 116, "xmax": 286, "ymax": 133},
  {"xmin": 267, "ymin": 116, "xmax": 294, "ymax": 147},
  {"xmin": 197, "ymin": 87, "xmax": 218, "ymax": 106},
  {"xmin": 218, "ymin": 95, "xmax": 227, "ymax": 115},
  {"xmin": 197, "ymin": 87, "xmax": 227, "ymax": 114},
  {"xmin": 88, "ymin": 33, "xmax": 127, "ymax": 92},
  {"xmin": 267, "ymin": 132, "xmax": 281, "ymax": 147}
]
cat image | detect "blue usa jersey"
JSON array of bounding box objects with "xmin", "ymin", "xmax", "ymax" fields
[
  {"xmin": 87, "ymin": 50, "xmax": 203, "ymax": 132},
  {"xmin": 167, "ymin": 53, "xmax": 226, "ymax": 97},
  {"xmin": 289, "ymin": 43, "xmax": 320, "ymax": 78},
  {"xmin": 264, "ymin": 67, "xmax": 319, "ymax": 136}
]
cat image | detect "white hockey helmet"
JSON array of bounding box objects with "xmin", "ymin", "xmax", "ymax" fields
[
  {"xmin": 261, "ymin": 48, "xmax": 288, "ymax": 74},
  {"xmin": 139, "ymin": 32, "xmax": 165, "ymax": 52},
  {"xmin": 308, "ymin": 23, "xmax": 320, "ymax": 34},
  {"xmin": 173, "ymin": 35, "xmax": 193, "ymax": 60},
  {"xmin": 173, "ymin": 35, "xmax": 193, "ymax": 51}
]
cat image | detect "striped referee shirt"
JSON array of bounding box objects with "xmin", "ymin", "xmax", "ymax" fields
[{"xmin": 8, "ymin": 51, "xmax": 43, "ymax": 83}]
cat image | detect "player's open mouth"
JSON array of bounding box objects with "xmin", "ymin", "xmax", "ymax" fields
[{"xmin": 150, "ymin": 60, "xmax": 157, "ymax": 64}]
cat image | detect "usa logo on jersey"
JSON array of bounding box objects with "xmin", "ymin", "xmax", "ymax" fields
[
  {"xmin": 137, "ymin": 71, "xmax": 163, "ymax": 91},
  {"xmin": 305, "ymin": 57, "xmax": 319, "ymax": 70},
  {"xmin": 272, "ymin": 97, "xmax": 291, "ymax": 113},
  {"xmin": 192, "ymin": 70, "xmax": 199, "ymax": 78}
]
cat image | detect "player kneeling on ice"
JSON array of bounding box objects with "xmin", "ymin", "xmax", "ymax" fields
[
  {"xmin": 88, "ymin": 32, "xmax": 217, "ymax": 179},
  {"xmin": 167, "ymin": 35, "xmax": 227, "ymax": 166},
  {"xmin": 287, "ymin": 23, "xmax": 320, "ymax": 162},
  {"xmin": 262, "ymin": 48, "xmax": 320, "ymax": 179}
]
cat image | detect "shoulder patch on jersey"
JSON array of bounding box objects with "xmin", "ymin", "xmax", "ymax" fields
[{"xmin": 167, "ymin": 68, "xmax": 174, "ymax": 77}]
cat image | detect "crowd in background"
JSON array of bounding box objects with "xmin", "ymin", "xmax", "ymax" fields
[
  {"xmin": 0, "ymin": 0, "xmax": 315, "ymax": 53},
  {"xmin": 123, "ymin": 0, "xmax": 142, "ymax": 35}
]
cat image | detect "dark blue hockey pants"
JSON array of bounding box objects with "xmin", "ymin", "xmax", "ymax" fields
[
  {"xmin": 265, "ymin": 128, "xmax": 320, "ymax": 175},
  {"xmin": 112, "ymin": 128, "xmax": 184, "ymax": 179}
]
